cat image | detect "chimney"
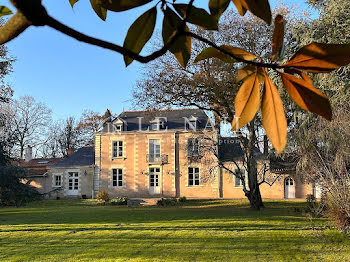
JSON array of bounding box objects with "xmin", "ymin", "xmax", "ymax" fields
[
  {"xmin": 67, "ymin": 147, "xmax": 72, "ymax": 157},
  {"xmin": 263, "ymin": 135, "xmax": 268, "ymax": 156},
  {"xmin": 25, "ymin": 146, "xmax": 33, "ymax": 162}
]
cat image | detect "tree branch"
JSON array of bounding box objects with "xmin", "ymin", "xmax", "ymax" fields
[{"xmin": 6, "ymin": 0, "xmax": 286, "ymax": 70}]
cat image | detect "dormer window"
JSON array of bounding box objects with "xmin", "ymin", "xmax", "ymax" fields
[
  {"xmin": 112, "ymin": 118, "xmax": 126, "ymax": 133},
  {"xmin": 150, "ymin": 117, "xmax": 167, "ymax": 131},
  {"xmin": 185, "ymin": 116, "xmax": 198, "ymax": 130},
  {"xmin": 115, "ymin": 124, "xmax": 123, "ymax": 132}
]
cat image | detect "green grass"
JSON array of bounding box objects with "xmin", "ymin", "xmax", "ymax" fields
[{"xmin": 0, "ymin": 199, "xmax": 349, "ymax": 262}]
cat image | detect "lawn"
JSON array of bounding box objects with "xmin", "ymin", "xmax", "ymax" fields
[{"xmin": 0, "ymin": 199, "xmax": 349, "ymax": 262}]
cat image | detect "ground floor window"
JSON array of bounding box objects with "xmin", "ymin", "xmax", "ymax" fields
[
  {"xmin": 112, "ymin": 168, "xmax": 123, "ymax": 187},
  {"xmin": 188, "ymin": 167, "xmax": 200, "ymax": 186},
  {"xmin": 234, "ymin": 169, "xmax": 245, "ymax": 187},
  {"xmin": 53, "ymin": 174, "xmax": 62, "ymax": 187}
]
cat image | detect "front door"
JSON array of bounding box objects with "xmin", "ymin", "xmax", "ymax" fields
[
  {"xmin": 149, "ymin": 167, "xmax": 161, "ymax": 194},
  {"xmin": 284, "ymin": 177, "xmax": 295, "ymax": 198},
  {"xmin": 67, "ymin": 172, "xmax": 79, "ymax": 195}
]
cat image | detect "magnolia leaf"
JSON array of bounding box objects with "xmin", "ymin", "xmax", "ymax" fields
[
  {"xmin": 101, "ymin": 0, "xmax": 152, "ymax": 12},
  {"xmin": 69, "ymin": 0, "xmax": 80, "ymax": 8},
  {"xmin": 232, "ymin": 67, "xmax": 264, "ymax": 129},
  {"xmin": 209, "ymin": 0, "xmax": 231, "ymax": 19},
  {"xmin": 271, "ymin": 14, "xmax": 285, "ymax": 61},
  {"xmin": 280, "ymin": 72, "xmax": 332, "ymax": 120},
  {"xmin": 232, "ymin": 0, "xmax": 247, "ymax": 16},
  {"xmin": 284, "ymin": 68, "xmax": 313, "ymax": 85},
  {"xmin": 0, "ymin": 6, "xmax": 12, "ymax": 17},
  {"xmin": 162, "ymin": 8, "xmax": 191, "ymax": 67},
  {"xmin": 236, "ymin": 65, "xmax": 266, "ymax": 82},
  {"xmin": 284, "ymin": 42, "xmax": 350, "ymax": 73},
  {"xmin": 174, "ymin": 4, "xmax": 218, "ymax": 30},
  {"xmin": 90, "ymin": 0, "xmax": 107, "ymax": 20},
  {"xmin": 232, "ymin": 0, "xmax": 271, "ymax": 24},
  {"xmin": 261, "ymin": 74, "xmax": 287, "ymax": 153},
  {"xmin": 194, "ymin": 45, "xmax": 258, "ymax": 63},
  {"xmin": 123, "ymin": 7, "xmax": 157, "ymax": 66}
]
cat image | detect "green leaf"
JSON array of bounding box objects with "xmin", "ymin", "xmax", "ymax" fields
[
  {"xmin": 194, "ymin": 45, "xmax": 258, "ymax": 63},
  {"xmin": 123, "ymin": 7, "xmax": 157, "ymax": 66},
  {"xmin": 101, "ymin": 0, "xmax": 152, "ymax": 12},
  {"xmin": 162, "ymin": 8, "xmax": 191, "ymax": 67},
  {"xmin": 90, "ymin": 0, "xmax": 107, "ymax": 20},
  {"xmin": 209, "ymin": 0, "xmax": 230, "ymax": 19},
  {"xmin": 0, "ymin": 6, "xmax": 12, "ymax": 17},
  {"xmin": 173, "ymin": 4, "xmax": 218, "ymax": 30},
  {"xmin": 69, "ymin": 0, "xmax": 80, "ymax": 8}
]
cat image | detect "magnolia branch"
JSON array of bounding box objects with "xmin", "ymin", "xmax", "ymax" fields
[{"xmin": 3, "ymin": 0, "xmax": 285, "ymax": 70}]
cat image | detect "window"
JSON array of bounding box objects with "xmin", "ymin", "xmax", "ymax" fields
[
  {"xmin": 149, "ymin": 139, "xmax": 161, "ymax": 161},
  {"xmin": 112, "ymin": 169, "xmax": 123, "ymax": 187},
  {"xmin": 53, "ymin": 174, "xmax": 62, "ymax": 187},
  {"xmin": 234, "ymin": 169, "xmax": 245, "ymax": 187},
  {"xmin": 112, "ymin": 141, "xmax": 123, "ymax": 157},
  {"xmin": 115, "ymin": 124, "xmax": 122, "ymax": 132},
  {"xmin": 188, "ymin": 167, "xmax": 200, "ymax": 186},
  {"xmin": 151, "ymin": 123, "xmax": 159, "ymax": 130},
  {"xmin": 188, "ymin": 138, "xmax": 199, "ymax": 156}
]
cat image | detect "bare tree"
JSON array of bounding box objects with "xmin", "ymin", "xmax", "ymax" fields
[
  {"xmin": 3, "ymin": 96, "xmax": 52, "ymax": 158},
  {"xmin": 77, "ymin": 110, "xmax": 106, "ymax": 145},
  {"xmin": 57, "ymin": 117, "xmax": 84, "ymax": 157}
]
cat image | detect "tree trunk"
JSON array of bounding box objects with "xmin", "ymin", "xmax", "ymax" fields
[{"xmin": 245, "ymin": 119, "xmax": 264, "ymax": 210}]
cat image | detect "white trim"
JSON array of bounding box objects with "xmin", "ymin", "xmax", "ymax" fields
[
  {"xmin": 112, "ymin": 140, "xmax": 124, "ymax": 158},
  {"xmin": 52, "ymin": 172, "xmax": 63, "ymax": 188}
]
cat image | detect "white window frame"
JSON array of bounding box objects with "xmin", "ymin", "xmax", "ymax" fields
[
  {"xmin": 112, "ymin": 141, "xmax": 124, "ymax": 158},
  {"xmin": 53, "ymin": 173, "xmax": 63, "ymax": 187},
  {"xmin": 234, "ymin": 169, "xmax": 245, "ymax": 187},
  {"xmin": 187, "ymin": 138, "xmax": 200, "ymax": 156},
  {"xmin": 112, "ymin": 168, "xmax": 123, "ymax": 187},
  {"xmin": 188, "ymin": 167, "xmax": 200, "ymax": 186}
]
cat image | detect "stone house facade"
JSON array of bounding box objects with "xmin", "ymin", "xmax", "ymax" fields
[
  {"xmin": 92, "ymin": 109, "xmax": 315, "ymax": 199},
  {"xmin": 24, "ymin": 108, "xmax": 317, "ymax": 199}
]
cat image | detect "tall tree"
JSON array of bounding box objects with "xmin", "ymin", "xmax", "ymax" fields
[
  {"xmin": 2, "ymin": 96, "xmax": 52, "ymax": 158},
  {"xmin": 133, "ymin": 8, "xmax": 300, "ymax": 209},
  {"xmin": 77, "ymin": 110, "xmax": 106, "ymax": 145},
  {"xmin": 57, "ymin": 117, "xmax": 84, "ymax": 157}
]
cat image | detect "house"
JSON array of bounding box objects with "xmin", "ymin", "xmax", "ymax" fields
[
  {"xmin": 22, "ymin": 108, "xmax": 316, "ymax": 200},
  {"xmin": 14, "ymin": 146, "xmax": 62, "ymax": 193},
  {"xmin": 92, "ymin": 108, "xmax": 315, "ymax": 200},
  {"xmin": 46, "ymin": 146, "xmax": 95, "ymax": 199}
]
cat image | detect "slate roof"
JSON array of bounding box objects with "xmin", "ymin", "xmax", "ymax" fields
[
  {"xmin": 108, "ymin": 108, "xmax": 210, "ymax": 132},
  {"xmin": 269, "ymin": 155, "xmax": 298, "ymax": 174},
  {"xmin": 218, "ymin": 137, "xmax": 264, "ymax": 161},
  {"xmin": 52, "ymin": 146, "xmax": 94, "ymax": 168}
]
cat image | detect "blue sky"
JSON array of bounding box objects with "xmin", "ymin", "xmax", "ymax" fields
[{"xmin": 4, "ymin": 0, "xmax": 311, "ymax": 120}]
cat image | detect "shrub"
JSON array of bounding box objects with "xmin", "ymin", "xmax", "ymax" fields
[
  {"xmin": 157, "ymin": 198, "xmax": 177, "ymax": 207},
  {"xmin": 326, "ymin": 197, "xmax": 350, "ymax": 233},
  {"xmin": 110, "ymin": 197, "xmax": 128, "ymax": 205},
  {"xmin": 96, "ymin": 190, "xmax": 110, "ymax": 203},
  {"xmin": 179, "ymin": 196, "xmax": 187, "ymax": 203}
]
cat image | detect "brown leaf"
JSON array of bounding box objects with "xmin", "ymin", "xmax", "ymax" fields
[
  {"xmin": 162, "ymin": 8, "xmax": 192, "ymax": 67},
  {"xmin": 232, "ymin": 67, "xmax": 264, "ymax": 129},
  {"xmin": 232, "ymin": 0, "xmax": 271, "ymax": 24},
  {"xmin": 284, "ymin": 42, "xmax": 350, "ymax": 73},
  {"xmin": 271, "ymin": 14, "xmax": 285, "ymax": 61},
  {"xmin": 280, "ymin": 72, "xmax": 332, "ymax": 120},
  {"xmin": 194, "ymin": 45, "xmax": 258, "ymax": 63},
  {"xmin": 232, "ymin": 0, "xmax": 247, "ymax": 16},
  {"xmin": 261, "ymin": 74, "xmax": 287, "ymax": 153}
]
